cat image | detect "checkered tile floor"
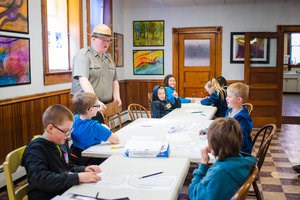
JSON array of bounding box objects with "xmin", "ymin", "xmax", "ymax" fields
[
  {"xmin": 251, "ymin": 124, "xmax": 300, "ymax": 200},
  {"xmin": 180, "ymin": 124, "xmax": 300, "ymax": 200}
]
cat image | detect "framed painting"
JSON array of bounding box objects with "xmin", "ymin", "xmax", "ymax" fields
[
  {"xmin": 0, "ymin": 35, "xmax": 31, "ymax": 87},
  {"xmin": 113, "ymin": 32, "xmax": 124, "ymax": 67},
  {"xmin": 133, "ymin": 49, "xmax": 164, "ymax": 75},
  {"xmin": 0, "ymin": 0, "xmax": 29, "ymax": 34},
  {"xmin": 133, "ymin": 20, "xmax": 164, "ymax": 46},
  {"xmin": 230, "ymin": 32, "xmax": 270, "ymax": 64}
]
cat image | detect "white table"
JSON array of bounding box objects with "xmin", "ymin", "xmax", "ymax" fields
[
  {"xmin": 60, "ymin": 155, "xmax": 190, "ymax": 200},
  {"xmin": 82, "ymin": 118, "xmax": 213, "ymax": 163},
  {"xmin": 162, "ymin": 103, "xmax": 217, "ymax": 120}
]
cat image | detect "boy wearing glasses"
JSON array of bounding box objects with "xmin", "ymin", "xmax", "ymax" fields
[
  {"xmin": 22, "ymin": 104, "xmax": 101, "ymax": 200},
  {"xmin": 70, "ymin": 92, "xmax": 119, "ymax": 165}
]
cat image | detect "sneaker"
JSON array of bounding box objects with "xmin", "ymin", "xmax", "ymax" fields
[{"xmin": 292, "ymin": 165, "xmax": 300, "ymax": 173}]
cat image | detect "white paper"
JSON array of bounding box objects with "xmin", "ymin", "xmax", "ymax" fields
[{"xmin": 128, "ymin": 175, "xmax": 175, "ymax": 188}]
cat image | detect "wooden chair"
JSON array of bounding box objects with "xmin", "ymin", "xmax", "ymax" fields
[
  {"xmin": 128, "ymin": 103, "xmax": 151, "ymax": 121},
  {"xmin": 3, "ymin": 145, "xmax": 28, "ymax": 200},
  {"xmin": 242, "ymin": 103, "xmax": 253, "ymax": 115},
  {"xmin": 250, "ymin": 124, "xmax": 277, "ymax": 200},
  {"xmin": 231, "ymin": 165, "xmax": 259, "ymax": 200},
  {"xmin": 102, "ymin": 102, "xmax": 122, "ymax": 132}
]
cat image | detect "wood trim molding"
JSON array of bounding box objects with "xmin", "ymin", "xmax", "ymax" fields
[{"xmin": 0, "ymin": 89, "xmax": 71, "ymax": 106}]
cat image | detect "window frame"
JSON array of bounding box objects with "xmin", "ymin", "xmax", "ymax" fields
[
  {"xmin": 41, "ymin": 0, "xmax": 83, "ymax": 85},
  {"xmin": 42, "ymin": 0, "xmax": 112, "ymax": 85}
]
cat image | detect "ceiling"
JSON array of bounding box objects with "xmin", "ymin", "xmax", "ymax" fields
[{"xmin": 146, "ymin": 0, "xmax": 300, "ymax": 7}]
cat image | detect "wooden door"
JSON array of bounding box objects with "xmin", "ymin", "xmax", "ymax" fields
[
  {"xmin": 244, "ymin": 32, "xmax": 283, "ymax": 128},
  {"xmin": 172, "ymin": 27, "xmax": 222, "ymax": 98}
]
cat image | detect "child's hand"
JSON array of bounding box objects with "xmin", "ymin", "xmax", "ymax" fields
[
  {"xmin": 173, "ymin": 91, "xmax": 178, "ymax": 98},
  {"xmin": 78, "ymin": 172, "xmax": 101, "ymax": 183},
  {"xmin": 85, "ymin": 165, "xmax": 101, "ymax": 173},
  {"xmin": 191, "ymin": 98, "xmax": 195, "ymax": 103},
  {"xmin": 201, "ymin": 146, "xmax": 211, "ymax": 165}
]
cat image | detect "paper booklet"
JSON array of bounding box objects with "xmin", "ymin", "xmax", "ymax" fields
[{"xmin": 124, "ymin": 140, "xmax": 169, "ymax": 158}]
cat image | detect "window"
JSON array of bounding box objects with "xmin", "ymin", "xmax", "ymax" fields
[
  {"xmin": 42, "ymin": 0, "xmax": 112, "ymax": 85},
  {"xmin": 290, "ymin": 33, "xmax": 300, "ymax": 65},
  {"xmin": 42, "ymin": 0, "xmax": 83, "ymax": 85}
]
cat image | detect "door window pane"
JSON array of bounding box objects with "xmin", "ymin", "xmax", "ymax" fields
[
  {"xmin": 290, "ymin": 33, "xmax": 300, "ymax": 65},
  {"xmin": 184, "ymin": 39, "xmax": 210, "ymax": 66}
]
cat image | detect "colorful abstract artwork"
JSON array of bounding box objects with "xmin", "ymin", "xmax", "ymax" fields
[
  {"xmin": 0, "ymin": 35, "xmax": 31, "ymax": 87},
  {"xmin": 133, "ymin": 20, "xmax": 164, "ymax": 46},
  {"xmin": 133, "ymin": 50, "xmax": 164, "ymax": 75},
  {"xmin": 230, "ymin": 32, "xmax": 270, "ymax": 64},
  {"xmin": 0, "ymin": 0, "xmax": 29, "ymax": 33}
]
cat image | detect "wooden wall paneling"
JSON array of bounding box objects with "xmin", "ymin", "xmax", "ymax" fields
[
  {"xmin": 0, "ymin": 89, "xmax": 73, "ymax": 164},
  {"xmin": 119, "ymin": 80, "xmax": 127, "ymax": 111},
  {"xmin": 0, "ymin": 80, "xmax": 165, "ymax": 163},
  {"xmin": 125, "ymin": 80, "xmax": 163, "ymax": 110}
]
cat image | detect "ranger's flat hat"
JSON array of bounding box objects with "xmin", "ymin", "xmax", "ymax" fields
[{"xmin": 92, "ymin": 24, "xmax": 112, "ymax": 38}]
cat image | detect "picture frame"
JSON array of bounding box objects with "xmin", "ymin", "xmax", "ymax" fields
[
  {"xmin": 133, "ymin": 20, "xmax": 164, "ymax": 46},
  {"xmin": 230, "ymin": 32, "xmax": 270, "ymax": 64},
  {"xmin": 0, "ymin": 35, "xmax": 31, "ymax": 87},
  {"xmin": 113, "ymin": 33, "xmax": 124, "ymax": 67},
  {"xmin": 0, "ymin": 0, "xmax": 29, "ymax": 34},
  {"xmin": 133, "ymin": 49, "xmax": 164, "ymax": 75}
]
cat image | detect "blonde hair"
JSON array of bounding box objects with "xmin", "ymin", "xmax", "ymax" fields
[
  {"xmin": 205, "ymin": 78, "xmax": 226, "ymax": 100},
  {"xmin": 227, "ymin": 82, "xmax": 249, "ymax": 103},
  {"xmin": 42, "ymin": 104, "xmax": 74, "ymax": 129},
  {"xmin": 72, "ymin": 92, "xmax": 98, "ymax": 114}
]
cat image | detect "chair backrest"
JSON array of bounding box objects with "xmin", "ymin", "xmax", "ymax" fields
[
  {"xmin": 242, "ymin": 103, "xmax": 253, "ymax": 115},
  {"xmin": 252, "ymin": 124, "xmax": 276, "ymax": 151},
  {"xmin": 253, "ymin": 124, "xmax": 277, "ymax": 170},
  {"xmin": 102, "ymin": 102, "xmax": 122, "ymax": 132},
  {"xmin": 3, "ymin": 145, "xmax": 28, "ymax": 200},
  {"xmin": 128, "ymin": 103, "xmax": 151, "ymax": 121},
  {"xmin": 231, "ymin": 165, "xmax": 259, "ymax": 200}
]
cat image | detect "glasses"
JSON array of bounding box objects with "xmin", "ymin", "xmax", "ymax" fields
[
  {"xmin": 52, "ymin": 124, "xmax": 73, "ymax": 135},
  {"xmin": 93, "ymin": 105, "xmax": 101, "ymax": 108},
  {"xmin": 94, "ymin": 36, "xmax": 112, "ymax": 43}
]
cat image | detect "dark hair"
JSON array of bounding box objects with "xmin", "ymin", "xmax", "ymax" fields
[
  {"xmin": 152, "ymin": 85, "xmax": 165, "ymax": 101},
  {"xmin": 216, "ymin": 76, "xmax": 227, "ymax": 87},
  {"xmin": 72, "ymin": 92, "xmax": 98, "ymax": 114},
  {"xmin": 42, "ymin": 104, "xmax": 74, "ymax": 129},
  {"xmin": 208, "ymin": 118, "xmax": 242, "ymax": 161},
  {"xmin": 163, "ymin": 74, "xmax": 175, "ymax": 87}
]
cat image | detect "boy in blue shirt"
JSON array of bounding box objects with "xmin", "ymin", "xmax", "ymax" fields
[
  {"xmin": 71, "ymin": 92, "xmax": 119, "ymax": 165},
  {"xmin": 189, "ymin": 118, "xmax": 257, "ymax": 200},
  {"xmin": 226, "ymin": 82, "xmax": 254, "ymax": 154}
]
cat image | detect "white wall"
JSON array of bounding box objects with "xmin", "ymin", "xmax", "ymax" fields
[
  {"xmin": 120, "ymin": 0, "xmax": 300, "ymax": 80},
  {"xmin": 0, "ymin": 0, "xmax": 74, "ymax": 99},
  {"xmin": 1, "ymin": 0, "xmax": 300, "ymax": 99}
]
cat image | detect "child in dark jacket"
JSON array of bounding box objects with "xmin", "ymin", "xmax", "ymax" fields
[
  {"xmin": 151, "ymin": 85, "xmax": 181, "ymax": 118},
  {"xmin": 189, "ymin": 118, "xmax": 257, "ymax": 200},
  {"xmin": 201, "ymin": 78, "xmax": 228, "ymax": 118},
  {"xmin": 22, "ymin": 104, "xmax": 101, "ymax": 199}
]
